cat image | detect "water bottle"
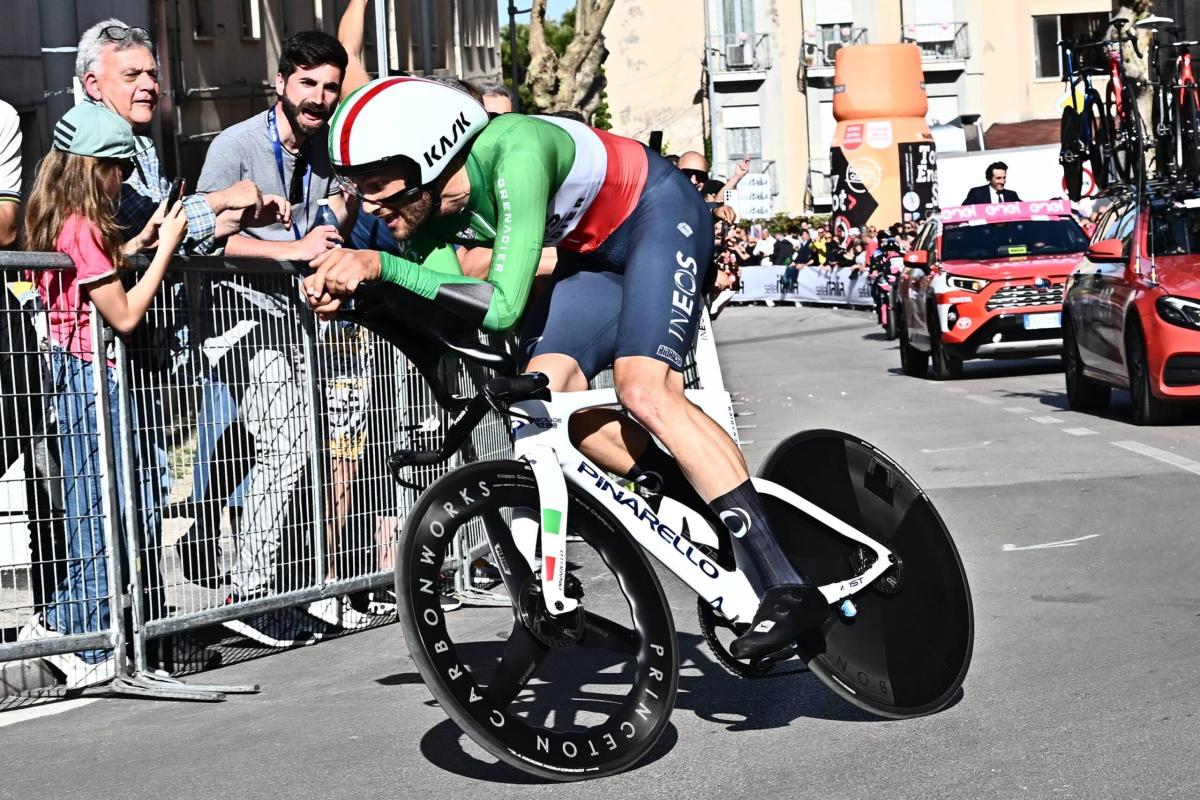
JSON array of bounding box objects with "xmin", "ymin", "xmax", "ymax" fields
[
  {"xmin": 313, "ymin": 198, "xmax": 355, "ymax": 319},
  {"xmin": 314, "ymin": 198, "xmax": 340, "ymax": 232}
]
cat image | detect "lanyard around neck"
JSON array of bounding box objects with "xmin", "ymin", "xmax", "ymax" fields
[{"xmin": 268, "ymin": 106, "xmax": 312, "ymax": 240}]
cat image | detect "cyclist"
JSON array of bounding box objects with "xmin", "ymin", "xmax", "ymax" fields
[{"xmin": 301, "ymin": 77, "xmax": 829, "ymax": 657}]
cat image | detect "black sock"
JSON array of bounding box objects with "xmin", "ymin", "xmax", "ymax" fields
[
  {"xmin": 626, "ymin": 442, "xmax": 710, "ymax": 515},
  {"xmin": 709, "ymin": 479, "xmax": 808, "ymax": 592}
]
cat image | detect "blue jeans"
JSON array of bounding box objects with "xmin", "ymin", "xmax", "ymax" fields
[
  {"xmin": 45, "ymin": 351, "xmax": 166, "ymax": 663},
  {"xmin": 190, "ymin": 374, "xmax": 249, "ymax": 509}
]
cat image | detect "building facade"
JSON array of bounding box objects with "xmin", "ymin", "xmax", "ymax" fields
[
  {"xmin": 0, "ymin": 0, "xmax": 500, "ymax": 190},
  {"xmin": 604, "ymin": 0, "xmax": 1118, "ymax": 216}
]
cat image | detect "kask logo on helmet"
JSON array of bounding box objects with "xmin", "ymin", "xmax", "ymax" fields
[{"xmin": 424, "ymin": 111, "xmax": 473, "ymax": 169}]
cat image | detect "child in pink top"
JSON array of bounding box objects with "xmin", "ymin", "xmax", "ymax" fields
[{"xmin": 17, "ymin": 102, "xmax": 187, "ymax": 688}]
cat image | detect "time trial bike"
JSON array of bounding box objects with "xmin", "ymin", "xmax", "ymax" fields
[{"xmin": 346, "ymin": 284, "xmax": 975, "ymax": 781}]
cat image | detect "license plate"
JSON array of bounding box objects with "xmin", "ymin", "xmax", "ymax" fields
[{"xmin": 1023, "ymin": 312, "xmax": 1061, "ymax": 330}]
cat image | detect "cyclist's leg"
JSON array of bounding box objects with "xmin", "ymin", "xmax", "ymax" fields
[
  {"xmin": 519, "ymin": 258, "xmax": 709, "ymax": 512},
  {"xmin": 611, "ymin": 164, "xmax": 829, "ymax": 656}
]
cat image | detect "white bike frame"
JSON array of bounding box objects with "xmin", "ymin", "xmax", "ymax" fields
[{"xmin": 505, "ymin": 388, "xmax": 896, "ymax": 625}]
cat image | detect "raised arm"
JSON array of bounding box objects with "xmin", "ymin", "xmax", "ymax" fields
[{"xmin": 338, "ymin": 0, "xmax": 373, "ymax": 100}]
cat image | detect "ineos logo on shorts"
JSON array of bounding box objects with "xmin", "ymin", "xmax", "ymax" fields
[
  {"xmin": 719, "ymin": 508, "xmax": 752, "ymax": 538},
  {"xmin": 677, "ymin": 222, "xmax": 693, "ymax": 238}
]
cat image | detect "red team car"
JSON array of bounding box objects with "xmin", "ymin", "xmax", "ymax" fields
[
  {"xmin": 898, "ymin": 199, "xmax": 1090, "ymax": 379},
  {"xmin": 1063, "ymin": 190, "xmax": 1200, "ymax": 424}
]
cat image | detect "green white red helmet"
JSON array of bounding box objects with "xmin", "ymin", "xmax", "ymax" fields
[{"xmin": 328, "ymin": 76, "xmax": 489, "ymax": 194}]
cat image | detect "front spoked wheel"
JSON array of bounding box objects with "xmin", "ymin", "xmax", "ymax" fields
[
  {"xmin": 398, "ymin": 460, "xmax": 679, "ymax": 781},
  {"xmin": 757, "ymin": 430, "xmax": 974, "ymax": 719}
]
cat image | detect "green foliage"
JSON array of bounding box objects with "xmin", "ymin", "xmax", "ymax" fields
[{"xmin": 499, "ymin": 6, "xmax": 611, "ymax": 126}]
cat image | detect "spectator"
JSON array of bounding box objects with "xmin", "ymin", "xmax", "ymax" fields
[
  {"xmin": 76, "ymin": 19, "xmax": 286, "ymax": 252},
  {"xmin": 0, "ymin": 98, "xmax": 67, "ymax": 638},
  {"xmin": 963, "ymin": 161, "xmax": 1021, "ymax": 204},
  {"xmin": 0, "ymin": 100, "xmax": 19, "ymax": 247},
  {"xmin": 17, "ymin": 102, "xmax": 188, "ymax": 688},
  {"xmin": 194, "ymin": 30, "xmax": 355, "ymax": 642},
  {"xmin": 752, "ymin": 225, "xmax": 777, "ymax": 264},
  {"xmin": 812, "ymin": 227, "xmax": 829, "ymax": 265},
  {"xmin": 478, "ymin": 82, "xmax": 515, "ymax": 115}
]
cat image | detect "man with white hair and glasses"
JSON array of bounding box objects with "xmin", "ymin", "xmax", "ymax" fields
[{"xmin": 76, "ymin": 19, "xmax": 291, "ymax": 252}]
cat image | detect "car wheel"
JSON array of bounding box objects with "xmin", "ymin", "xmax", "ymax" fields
[
  {"xmin": 930, "ymin": 308, "xmax": 963, "ymax": 380},
  {"xmin": 1063, "ymin": 314, "xmax": 1110, "ymax": 411},
  {"xmin": 1127, "ymin": 322, "xmax": 1179, "ymax": 426},
  {"xmin": 898, "ymin": 305, "xmax": 929, "ymax": 378}
]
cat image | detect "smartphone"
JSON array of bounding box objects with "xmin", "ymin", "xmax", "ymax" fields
[{"xmin": 164, "ymin": 178, "xmax": 185, "ymax": 207}]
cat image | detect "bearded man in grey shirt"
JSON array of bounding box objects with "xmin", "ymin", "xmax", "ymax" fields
[{"xmin": 190, "ymin": 31, "xmax": 351, "ymax": 645}]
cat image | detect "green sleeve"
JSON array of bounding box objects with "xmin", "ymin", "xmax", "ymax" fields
[{"xmin": 378, "ymin": 129, "xmax": 554, "ymax": 333}]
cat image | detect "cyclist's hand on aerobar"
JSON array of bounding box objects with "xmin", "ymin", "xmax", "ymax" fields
[{"xmin": 303, "ymin": 247, "xmax": 382, "ymax": 315}]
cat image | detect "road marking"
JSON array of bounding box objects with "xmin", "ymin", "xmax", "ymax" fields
[
  {"xmin": 965, "ymin": 395, "xmax": 1004, "ymax": 405},
  {"xmin": 1030, "ymin": 415, "xmax": 1064, "ymax": 424},
  {"xmin": 1112, "ymin": 441, "xmax": 1200, "ymax": 477},
  {"xmin": 0, "ymin": 698, "xmax": 96, "ymax": 728},
  {"xmin": 1062, "ymin": 427, "xmax": 1097, "ymax": 436},
  {"xmin": 921, "ymin": 441, "xmax": 992, "ymax": 454},
  {"xmin": 1003, "ymin": 406, "xmax": 1035, "ymax": 414},
  {"xmin": 1002, "ymin": 534, "xmax": 1100, "ymax": 552}
]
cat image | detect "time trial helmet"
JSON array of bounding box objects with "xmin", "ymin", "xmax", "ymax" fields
[{"xmin": 328, "ymin": 76, "xmax": 489, "ymax": 200}]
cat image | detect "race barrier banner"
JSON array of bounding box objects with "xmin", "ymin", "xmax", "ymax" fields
[
  {"xmin": 735, "ymin": 265, "xmax": 875, "ymax": 307},
  {"xmin": 0, "ymin": 252, "xmax": 727, "ymax": 700}
]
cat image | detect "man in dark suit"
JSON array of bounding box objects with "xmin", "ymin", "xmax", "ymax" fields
[{"xmin": 963, "ymin": 161, "xmax": 1021, "ymax": 204}]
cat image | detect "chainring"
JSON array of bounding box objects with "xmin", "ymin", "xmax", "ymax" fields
[{"xmin": 693, "ymin": 542, "xmax": 808, "ymax": 679}]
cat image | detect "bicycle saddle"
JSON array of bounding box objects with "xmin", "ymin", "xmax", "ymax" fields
[{"xmin": 336, "ymin": 281, "xmax": 516, "ymax": 413}]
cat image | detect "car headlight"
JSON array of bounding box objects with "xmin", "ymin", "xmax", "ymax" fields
[
  {"xmin": 1156, "ymin": 296, "xmax": 1200, "ymax": 330},
  {"xmin": 947, "ymin": 275, "xmax": 990, "ymax": 293}
]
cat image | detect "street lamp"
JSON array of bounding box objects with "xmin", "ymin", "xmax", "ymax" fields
[{"xmin": 508, "ymin": 0, "xmax": 531, "ymax": 112}]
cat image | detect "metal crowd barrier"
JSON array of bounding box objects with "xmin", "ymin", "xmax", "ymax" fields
[{"xmin": 0, "ymin": 251, "xmax": 730, "ymax": 701}]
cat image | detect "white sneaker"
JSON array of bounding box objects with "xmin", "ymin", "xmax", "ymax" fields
[
  {"xmin": 303, "ymin": 596, "xmax": 373, "ymax": 630},
  {"xmin": 365, "ymin": 589, "xmax": 397, "ymax": 617},
  {"xmin": 222, "ymin": 608, "xmax": 321, "ymax": 647},
  {"xmin": 17, "ymin": 616, "xmax": 118, "ymax": 689}
]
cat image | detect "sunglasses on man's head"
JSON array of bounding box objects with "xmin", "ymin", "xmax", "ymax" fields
[{"xmin": 101, "ymin": 25, "xmax": 151, "ymax": 43}]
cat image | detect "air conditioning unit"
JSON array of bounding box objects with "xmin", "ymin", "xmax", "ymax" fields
[{"xmin": 726, "ymin": 43, "xmax": 751, "ymax": 68}]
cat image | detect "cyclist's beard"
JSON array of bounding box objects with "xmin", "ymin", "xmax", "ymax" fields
[{"xmin": 382, "ymin": 187, "xmax": 436, "ymax": 240}]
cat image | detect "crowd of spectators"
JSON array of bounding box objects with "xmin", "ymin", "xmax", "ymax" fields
[{"xmin": 706, "ymin": 213, "xmax": 922, "ymax": 310}]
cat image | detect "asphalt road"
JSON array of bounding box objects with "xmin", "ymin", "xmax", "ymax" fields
[{"xmin": 4, "ymin": 304, "xmax": 1199, "ymax": 799}]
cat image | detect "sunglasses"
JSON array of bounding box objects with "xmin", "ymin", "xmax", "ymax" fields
[
  {"xmin": 335, "ymin": 171, "xmax": 424, "ymax": 208},
  {"xmin": 101, "ymin": 25, "xmax": 151, "ymax": 43},
  {"xmin": 289, "ymin": 150, "xmax": 309, "ymax": 205},
  {"xmin": 680, "ymin": 168, "xmax": 708, "ymax": 184}
]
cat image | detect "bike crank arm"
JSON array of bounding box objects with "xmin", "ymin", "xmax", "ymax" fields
[
  {"xmin": 752, "ymin": 477, "xmax": 896, "ymax": 604},
  {"xmin": 524, "ymin": 445, "xmax": 578, "ymax": 616}
]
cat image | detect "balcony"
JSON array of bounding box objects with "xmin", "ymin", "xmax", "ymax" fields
[
  {"xmin": 902, "ymin": 22, "xmax": 970, "ymax": 70},
  {"xmin": 801, "ymin": 27, "xmax": 869, "ymax": 79},
  {"xmin": 708, "ymin": 33, "xmax": 772, "ymax": 83}
]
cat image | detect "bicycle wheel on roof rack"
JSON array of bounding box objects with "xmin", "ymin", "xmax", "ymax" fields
[
  {"xmin": 1180, "ymin": 84, "xmax": 1200, "ymax": 184},
  {"xmin": 1086, "ymin": 93, "xmax": 1111, "ymax": 190},
  {"xmin": 1106, "ymin": 79, "xmax": 1144, "ymax": 185},
  {"xmin": 756, "ymin": 429, "xmax": 974, "ymax": 719},
  {"xmin": 1060, "ymin": 108, "xmax": 1085, "ymax": 201}
]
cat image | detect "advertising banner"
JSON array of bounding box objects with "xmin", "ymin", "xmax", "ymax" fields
[{"xmin": 735, "ymin": 265, "xmax": 874, "ymax": 307}]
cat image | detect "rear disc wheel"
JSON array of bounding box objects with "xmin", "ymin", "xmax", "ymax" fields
[{"xmin": 757, "ymin": 431, "xmax": 974, "ymax": 719}]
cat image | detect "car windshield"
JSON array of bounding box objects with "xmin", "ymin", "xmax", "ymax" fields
[
  {"xmin": 941, "ymin": 219, "xmax": 1089, "ymax": 261},
  {"xmin": 1151, "ymin": 206, "xmax": 1200, "ymax": 255}
]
